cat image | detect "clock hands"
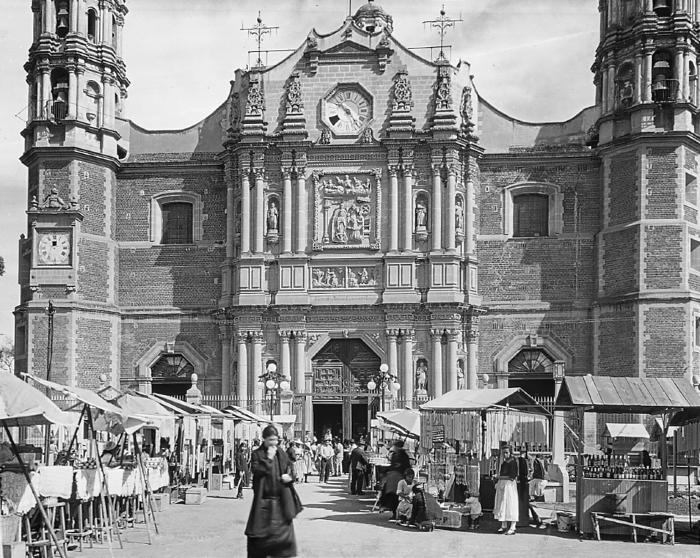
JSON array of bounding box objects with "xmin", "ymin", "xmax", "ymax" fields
[{"xmin": 339, "ymin": 102, "xmax": 362, "ymax": 128}]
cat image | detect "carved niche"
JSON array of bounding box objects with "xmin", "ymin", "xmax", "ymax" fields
[
  {"xmin": 312, "ymin": 171, "xmax": 382, "ymax": 251},
  {"xmin": 392, "ymin": 71, "xmax": 413, "ymax": 112}
]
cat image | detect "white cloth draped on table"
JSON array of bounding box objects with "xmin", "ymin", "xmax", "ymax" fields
[
  {"xmin": 75, "ymin": 469, "xmax": 102, "ymax": 500},
  {"xmin": 493, "ymin": 479, "xmax": 519, "ymax": 522},
  {"xmin": 35, "ymin": 466, "xmax": 73, "ymax": 499}
]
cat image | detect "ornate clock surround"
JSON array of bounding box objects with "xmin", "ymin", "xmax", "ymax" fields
[
  {"xmin": 28, "ymin": 208, "xmax": 82, "ymax": 291},
  {"xmin": 320, "ymin": 82, "xmax": 374, "ymax": 138}
]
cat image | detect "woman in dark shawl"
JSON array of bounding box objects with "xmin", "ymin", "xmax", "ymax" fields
[{"xmin": 245, "ymin": 425, "xmax": 303, "ymax": 558}]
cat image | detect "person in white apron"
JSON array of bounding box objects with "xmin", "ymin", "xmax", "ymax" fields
[{"xmin": 493, "ymin": 446, "xmax": 519, "ymax": 535}]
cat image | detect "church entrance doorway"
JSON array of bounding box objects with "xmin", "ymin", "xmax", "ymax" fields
[
  {"xmin": 150, "ymin": 353, "xmax": 193, "ymax": 397},
  {"xmin": 311, "ymin": 338, "xmax": 380, "ymax": 441},
  {"xmin": 507, "ymin": 348, "xmax": 555, "ymax": 399}
]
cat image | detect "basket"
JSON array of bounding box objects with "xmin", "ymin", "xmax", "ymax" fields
[{"xmin": 0, "ymin": 514, "xmax": 21, "ymax": 545}]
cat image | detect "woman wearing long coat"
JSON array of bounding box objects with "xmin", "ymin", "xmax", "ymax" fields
[{"xmin": 245, "ymin": 425, "xmax": 303, "ymax": 558}]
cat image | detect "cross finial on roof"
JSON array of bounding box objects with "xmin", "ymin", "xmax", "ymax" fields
[
  {"xmin": 423, "ymin": 5, "xmax": 463, "ymax": 63},
  {"xmin": 241, "ymin": 11, "xmax": 279, "ymax": 69}
]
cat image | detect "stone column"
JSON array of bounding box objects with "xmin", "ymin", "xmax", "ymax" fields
[
  {"xmin": 295, "ymin": 168, "xmax": 307, "ymax": 254},
  {"xmin": 386, "ymin": 329, "xmax": 399, "ymax": 379},
  {"xmin": 431, "ymin": 329, "xmax": 443, "ymax": 397},
  {"xmin": 634, "ymin": 52, "xmax": 643, "ymax": 105},
  {"xmin": 683, "ymin": 50, "xmax": 691, "ymax": 100},
  {"xmin": 601, "ymin": 66, "xmax": 609, "ymax": 112},
  {"xmin": 643, "ymin": 49, "xmax": 653, "ymax": 102},
  {"xmin": 465, "ymin": 180, "xmax": 475, "ymax": 255},
  {"xmin": 226, "ymin": 177, "xmax": 235, "ymax": 260},
  {"xmin": 645, "ymin": 0, "xmax": 653, "ymax": 12},
  {"xmin": 402, "ymin": 330, "xmax": 415, "ymax": 406},
  {"xmin": 280, "ymin": 331, "xmax": 291, "ymax": 388},
  {"xmin": 446, "ymin": 166, "xmax": 456, "ymax": 252},
  {"xmin": 240, "ymin": 171, "xmax": 251, "ymax": 254},
  {"xmin": 431, "ymin": 164, "xmax": 442, "ymax": 251},
  {"xmin": 47, "ymin": 0, "xmax": 56, "ymax": 34},
  {"xmin": 101, "ymin": 3, "xmax": 109, "ymax": 45},
  {"xmin": 236, "ymin": 332, "xmax": 248, "ymax": 405},
  {"xmin": 466, "ymin": 329, "xmax": 479, "ymax": 389},
  {"xmin": 675, "ymin": 50, "xmax": 685, "ymax": 101},
  {"xmin": 70, "ymin": 0, "xmax": 78, "ymax": 34},
  {"xmin": 251, "ymin": 332, "xmax": 264, "ymax": 414},
  {"xmin": 294, "ymin": 332, "xmax": 307, "ymax": 398},
  {"xmin": 402, "ymin": 166, "xmax": 413, "ymax": 252},
  {"xmin": 282, "ymin": 168, "xmax": 293, "ymax": 254},
  {"xmin": 254, "ymin": 168, "xmax": 265, "ymax": 254},
  {"xmin": 68, "ymin": 67, "xmax": 78, "ymax": 119},
  {"xmin": 389, "ymin": 166, "xmax": 399, "ymax": 252},
  {"xmin": 446, "ymin": 330, "xmax": 459, "ymax": 391},
  {"xmin": 607, "ymin": 64, "xmax": 616, "ymax": 112},
  {"xmin": 220, "ymin": 329, "xmax": 231, "ymax": 396},
  {"xmin": 40, "ymin": 68, "xmax": 51, "ymax": 118}
]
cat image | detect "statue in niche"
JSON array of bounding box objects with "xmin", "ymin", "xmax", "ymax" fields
[
  {"xmin": 619, "ymin": 79, "xmax": 634, "ymax": 108},
  {"xmin": 415, "ymin": 201, "xmax": 428, "ymax": 230},
  {"xmin": 457, "ymin": 365, "xmax": 465, "ymax": 390},
  {"xmin": 415, "ymin": 359, "xmax": 428, "ymax": 394},
  {"xmin": 455, "ymin": 198, "xmax": 464, "ymax": 232},
  {"xmin": 267, "ymin": 199, "xmax": 279, "ymax": 232},
  {"xmin": 331, "ymin": 206, "xmax": 348, "ymax": 243}
]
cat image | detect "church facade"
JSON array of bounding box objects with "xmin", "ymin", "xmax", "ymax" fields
[{"xmin": 15, "ymin": 0, "xmax": 700, "ymax": 442}]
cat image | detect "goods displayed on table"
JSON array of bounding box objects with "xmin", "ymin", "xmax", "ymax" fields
[{"xmin": 580, "ymin": 454, "xmax": 663, "ymax": 480}]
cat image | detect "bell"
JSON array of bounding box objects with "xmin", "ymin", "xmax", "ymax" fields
[
  {"xmin": 56, "ymin": 5, "xmax": 69, "ymax": 36},
  {"xmin": 652, "ymin": 0, "xmax": 672, "ymax": 15}
]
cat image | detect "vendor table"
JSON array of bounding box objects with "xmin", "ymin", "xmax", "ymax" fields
[
  {"xmin": 578, "ymin": 478, "xmax": 667, "ymax": 536},
  {"xmin": 591, "ymin": 511, "xmax": 674, "ymax": 544}
]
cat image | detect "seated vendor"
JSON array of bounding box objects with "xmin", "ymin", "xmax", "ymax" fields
[{"xmin": 396, "ymin": 469, "xmax": 416, "ymax": 525}]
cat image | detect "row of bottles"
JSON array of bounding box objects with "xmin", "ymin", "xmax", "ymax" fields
[{"xmin": 581, "ymin": 454, "xmax": 664, "ymax": 480}]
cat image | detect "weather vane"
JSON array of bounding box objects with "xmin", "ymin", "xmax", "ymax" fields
[
  {"xmin": 423, "ymin": 5, "xmax": 463, "ymax": 62},
  {"xmin": 241, "ymin": 11, "xmax": 279, "ymax": 69}
]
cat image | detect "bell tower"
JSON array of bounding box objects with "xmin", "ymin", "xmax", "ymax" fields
[
  {"xmin": 15, "ymin": 0, "xmax": 129, "ymax": 387},
  {"xmin": 593, "ymin": 0, "xmax": 699, "ymax": 381}
]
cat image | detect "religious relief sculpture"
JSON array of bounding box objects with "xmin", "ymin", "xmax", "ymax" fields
[
  {"xmin": 311, "ymin": 265, "xmax": 379, "ymax": 289},
  {"xmin": 457, "ymin": 364, "xmax": 465, "ymax": 390},
  {"xmin": 318, "ymin": 127, "xmax": 331, "ymax": 145},
  {"xmin": 245, "ymin": 78, "xmax": 265, "ymax": 116},
  {"xmin": 392, "ymin": 71, "xmax": 413, "ymax": 112},
  {"xmin": 360, "ymin": 127, "xmax": 374, "ymax": 144},
  {"xmin": 435, "ymin": 68, "xmax": 452, "ymax": 111},
  {"xmin": 37, "ymin": 188, "xmax": 69, "ymax": 210},
  {"xmin": 228, "ymin": 92, "xmax": 240, "ymax": 131},
  {"xmin": 320, "ymin": 175, "xmax": 372, "ymax": 246},
  {"xmin": 415, "ymin": 359, "xmax": 429, "ymax": 395},
  {"xmin": 266, "ymin": 198, "xmax": 279, "ymax": 244},
  {"xmin": 455, "ymin": 196, "xmax": 465, "ymax": 241},
  {"xmin": 285, "ymin": 73, "xmax": 304, "ymax": 114}
]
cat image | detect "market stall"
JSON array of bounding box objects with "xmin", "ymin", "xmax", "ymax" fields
[
  {"xmin": 554, "ymin": 375, "xmax": 700, "ymax": 541},
  {"xmin": 419, "ymin": 388, "xmax": 550, "ymax": 523}
]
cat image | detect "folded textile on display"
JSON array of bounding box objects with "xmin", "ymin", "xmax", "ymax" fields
[
  {"xmin": 0, "ymin": 471, "xmax": 37, "ymax": 515},
  {"xmin": 36, "ymin": 466, "xmax": 73, "ymax": 499},
  {"xmin": 75, "ymin": 468, "xmax": 102, "ymax": 500}
]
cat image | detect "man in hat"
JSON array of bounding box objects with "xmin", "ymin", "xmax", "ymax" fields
[{"xmin": 318, "ymin": 438, "xmax": 334, "ymax": 483}]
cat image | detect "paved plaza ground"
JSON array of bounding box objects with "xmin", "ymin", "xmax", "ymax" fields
[{"xmin": 84, "ymin": 477, "xmax": 699, "ymax": 558}]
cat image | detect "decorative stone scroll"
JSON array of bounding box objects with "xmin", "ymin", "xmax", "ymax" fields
[
  {"xmin": 245, "ymin": 77, "xmax": 265, "ymax": 116},
  {"xmin": 312, "ymin": 170, "xmax": 382, "ymax": 251},
  {"xmin": 435, "ymin": 66, "xmax": 452, "ymax": 111},
  {"xmin": 392, "ymin": 71, "xmax": 413, "ymax": 112},
  {"xmin": 285, "ymin": 72, "xmax": 303, "ymax": 114},
  {"xmin": 310, "ymin": 264, "xmax": 380, "ymax": 289}
]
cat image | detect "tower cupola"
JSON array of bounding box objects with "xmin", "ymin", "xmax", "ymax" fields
[{"xmin": 353, "ymin": 0, "xmax": 393, "ymax": 34}]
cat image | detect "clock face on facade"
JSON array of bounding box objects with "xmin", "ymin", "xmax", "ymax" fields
[
  {"xmin": 322, "ymin": 86, "xmax": 372, "ymax": 136},
  {"xmin": 37, "ymin": 232, "xmax": 71, "ymax": 265}
]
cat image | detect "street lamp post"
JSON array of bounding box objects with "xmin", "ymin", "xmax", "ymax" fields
[
  {"xmin": 367, "ymin": 363, "xmax": 400, "ymax": 413},
  {"xmin": 259, "ymin": 362, "xmax": 290, "ymax": 421}
]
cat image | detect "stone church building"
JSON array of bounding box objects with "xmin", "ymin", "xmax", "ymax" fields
[{"xmin": 15, "ymin": 0, "xmax": 700, "ymax": 441}]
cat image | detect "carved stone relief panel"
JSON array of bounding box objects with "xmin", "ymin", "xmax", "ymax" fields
[{"xmin": 310, "ymin": 265, "xmax": 381, "ymax": 289}]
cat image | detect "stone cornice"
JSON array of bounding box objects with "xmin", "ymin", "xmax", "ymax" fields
[{"xmin": 20, "ymin": 146, "xmax": 121, "ymax": 171}]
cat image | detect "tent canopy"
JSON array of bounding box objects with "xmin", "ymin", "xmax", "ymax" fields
[
  {"xmin": 555, "ymin": 375, "xmax": 700, "ymax": 413},
  {"xmin": 0, "ymin": 373, "xmax": 76, "ymax": 427},
  {"xmin": 377, "ymin": 408, "xmax": 420, "ymax": 439},
  {"xmin": 222, "ymin": 405, "xmax": 265, "ymax": 423},
  {"xmin": 420, "ymin": 388, "xmax": 548, "ymax": 414},
  {"xmin": 151, "ymin": 393, "xmax": 208, "ymax": 415},
  {"xmin": 25, "ymin": 374, "xmax": 124, "ymax": 417},
  {"xmin": 605, "ymin": 422, "xmax": 649, "ymax": 439}
]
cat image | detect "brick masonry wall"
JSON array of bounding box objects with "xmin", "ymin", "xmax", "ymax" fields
[
  {"xmin": 77, "ymin": 238, "xmax": 109, "ymax": 302},
  {"xmin": 598, "ymin": 305, "xmax": 637, "ymax": 376},
  {"xmin": 643, "ymin": 225, "xmax": 683, "ymax": 289},
  {"xmin": 643, "ymin": 306, "xmax": 687, "ymax": 377},
  {"xmin": 602, "ymin": 227, "xmax": 639, "ymax": 295},
  {"xmin": 30, "ymin": 311, "xmax": 71, "ymax": 384},
  {"xmin": 608, "ymin": 154, "xmax": 638, "ymax": 226},
  {"xmin": 645, "ymin": 146, "xmax": 678, "ymax": 220},
  {"xmin": 690, "ymin": 273, "xmax": 700, "ymax": 292},
  {"xmin": 75, "ymin": 317, "xmax": 113, "ymax": 388},
  {"xmin": 120, "ymin": 319, "xmax": 221, "ymax": 394},
  {"xmin": 78, "ymin": 161, "xmax": 108, "ymax": 236},
  {"xmin": 39, "ymin": 160, "xmax": 71, "ymax": 203},
  {"xmin": 118, "ymin": 246, "xmax": 224, "ymax": 307}
]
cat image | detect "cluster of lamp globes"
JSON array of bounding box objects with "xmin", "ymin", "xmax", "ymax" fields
[
  {"xmin": 366, "ymin": 363, "xmax": 401, "ymax": 393},
  {"xmin": 262, "ymin": 363, "xmax": 291, "ymax": 392}
]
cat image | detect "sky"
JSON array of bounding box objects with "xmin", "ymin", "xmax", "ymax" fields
[{"xmin": 0, "ymin": 0, "xmax": 599, "ymax": 341}]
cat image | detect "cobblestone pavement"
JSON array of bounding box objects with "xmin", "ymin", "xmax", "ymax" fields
[{"xmin": 84, "ymin": 476, "xmax": 698, "ymax": 558}]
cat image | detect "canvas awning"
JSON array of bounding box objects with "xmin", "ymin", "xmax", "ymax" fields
[
  {"xmin": 0, "ymin": 373, "xmax": 76, "ymax": 427},
  {"xmin": 377, "ymin": 408, "xmax": 420, "ymax": 439},
  {"xmin": 555, "ymin": 375, "xmax": 700, "ymax": 413},
  {"xmin": 605, "ymin": 422, "xmax": 649, "ymax": 439},
  {"xmin": 420, "ymin": 388, "xmax": 549, "ymax": 414},
  {"xmin": 25, "ymin": 374, "xmax": 124, "ymax": 417},
  {"xmin": 221, "ymin": 405, "xmax": 265, "ymax": 423}
]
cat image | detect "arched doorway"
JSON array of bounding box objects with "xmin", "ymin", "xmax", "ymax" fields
[
  {"xmin": 507, "ymin": 348, "xmax": 555, "ymax": 399},
  {"xmin": 311, "ymin": 339, "xmax": 380, "ymax": 442},
  {"xmin": 150, "ymin": 353, "xmax": 194, "ymax": 397}
]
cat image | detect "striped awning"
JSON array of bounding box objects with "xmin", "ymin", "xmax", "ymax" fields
[{"xmin": 555, "ymin": 375, "xmax": 700, "ymax": 413}]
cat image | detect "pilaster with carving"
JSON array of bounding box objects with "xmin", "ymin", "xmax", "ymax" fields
[
  {"xmin": 282, "ymin": 72, "xmax": 307, "ymax": 138},
  {"xmin": 387, "ymin": 69, "xmax": 415, "ymax": 134},
  {"xmin": 432, "ymin": 64, "xmax": 458, "ymax": 132},
  {"xmin": 241, "ymin": 73, "xmax": 266, "ymax": 136}
]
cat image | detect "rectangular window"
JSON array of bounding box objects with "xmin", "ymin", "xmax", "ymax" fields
[
  {"xmin": 686, "ymin": 173, "xmax": 697, "ymax": 206},
  {"xmin": 513, "ymin": 194, "xmax": 549, "ymax": 237},
  {"xmin": 692, "ymin": 239, "xmax": 700, "ymax": 272},
  {"xmin": 161, "ymin": 202, "xmax": 193, "ymax": 244}
]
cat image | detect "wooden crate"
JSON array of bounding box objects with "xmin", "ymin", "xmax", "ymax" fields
[{"xmin": 185, "ymin": 487, "xmax": 207, "ymax": 505}]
